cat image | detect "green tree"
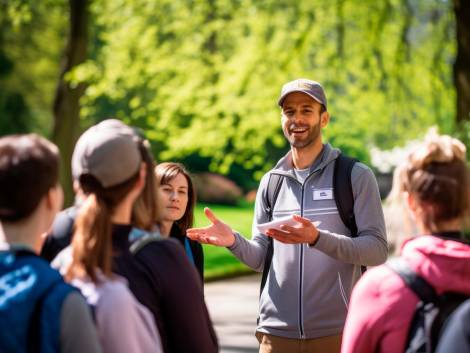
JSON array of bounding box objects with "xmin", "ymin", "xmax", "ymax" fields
[
  {"xmin": 453, "ymin": 0, "xmax": 470, "ymax": 147},
  {"xmin": 75, "ymin": 0, "xmax": 460, "ymax": 183},
  {"xmin": 0, "ymin": 0, "xmax": 66, "ymax": 136},
  {"xmin": 52, "ymin": 0, "xmax": 89, "ymax": 206},
  {"xmin": 2, "ymin": 0, "xmax": 469, "ymax": 198}
]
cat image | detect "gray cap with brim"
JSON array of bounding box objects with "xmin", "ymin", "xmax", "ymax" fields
[
  {"xmin": 72, "ymin": 119, "xmax": 142, "ymax": 188},
  {"xmin": 278, "ymin": 78, "xmax": 327, "ymax": 109}
]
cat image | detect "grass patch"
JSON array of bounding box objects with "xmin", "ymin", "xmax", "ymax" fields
[{"xmin": 194, "ymin": 202, "xmax": 256, "ymax": 281}]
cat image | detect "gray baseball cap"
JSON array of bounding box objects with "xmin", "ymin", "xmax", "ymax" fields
[
  {"xmin": 72, "ymin": 119, "xmax": 142, "ymax": 188},
  {"xmin": 278, "ymin": 78, "xmax": 327, "ymax": 109}
]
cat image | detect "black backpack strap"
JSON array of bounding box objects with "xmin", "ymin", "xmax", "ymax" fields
[
  {"xmin": 387, "ymin": 257, "xmax": 438, "ymax": 303},
  {"xmin": 265, "ymin": 174, "xmax": 284, "ymax": 222},
  {"xmin": 334, "ymin": 154, "xmax": 367, "ymax": 273},
  {"xmin": 259, "ymin": 174, "xmax": 284, "ymax": 298},
  {"xmin": 333, "ymin": 153, "xmax": 358, "ymax": 237}
]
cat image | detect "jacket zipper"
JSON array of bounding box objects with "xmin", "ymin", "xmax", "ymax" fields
[
  {"xmin": 299, "ymin": 182, "xmax": 305, "ymax": 338},
  {"xmin": 273, "ymin": 166, "xmax": 327, "ymax": 339}
]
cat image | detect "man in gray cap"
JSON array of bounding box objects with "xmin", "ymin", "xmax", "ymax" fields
[{"xmin": 188, "ymin": 78, "xmax": 387, "ymax": 353}]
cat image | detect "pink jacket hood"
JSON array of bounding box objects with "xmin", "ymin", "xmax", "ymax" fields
[{"xmin": 401, "ymin": 235, "xmax": 470, "ymax": 295}]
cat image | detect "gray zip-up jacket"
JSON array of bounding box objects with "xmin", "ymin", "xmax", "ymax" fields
[{"xmin": 229, "ymin": 144, "xmax": 387, "ymax": 339}]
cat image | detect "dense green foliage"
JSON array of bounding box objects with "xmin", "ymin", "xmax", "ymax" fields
[
  {"xmin": 0, "ymin": 0, "xmax": 66, "ymax": 135},
  {"xmin": 0, "ymin": 0, "xmax": 463, "ymax": 189}
]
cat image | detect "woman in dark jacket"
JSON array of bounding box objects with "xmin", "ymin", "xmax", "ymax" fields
[{"xmin": 154, "ymin": 162, "xmax": 204, "ymax": 281}]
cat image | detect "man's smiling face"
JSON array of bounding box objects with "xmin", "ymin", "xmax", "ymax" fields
[{"xmin": 281, "ymin": 92, "xmax": 327, "ymax": 149}]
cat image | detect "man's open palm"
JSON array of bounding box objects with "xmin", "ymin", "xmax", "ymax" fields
[{"xmin": 186, "ymin": 208, "xmax": 235, "ymax": 247}]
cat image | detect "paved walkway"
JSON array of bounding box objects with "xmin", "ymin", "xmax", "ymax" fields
[{"xmin": 205, "ymin": 274, "xmax": 261, "ymax": 353}]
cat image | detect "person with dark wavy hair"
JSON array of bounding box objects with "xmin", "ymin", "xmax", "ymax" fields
[{"xmin": 341, "ymin": 132, "xmax": 470, "ymax": 353}]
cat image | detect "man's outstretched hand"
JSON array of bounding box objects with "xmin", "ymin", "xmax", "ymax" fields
[
  {"xmin": 186, "ymin": 207, "xmax": 236, "ymax": 247},
  {"xmin": 266, "ymin": 215, "xmax": 319, "ymax": 245}
]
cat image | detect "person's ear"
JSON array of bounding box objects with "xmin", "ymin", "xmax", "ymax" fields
[
  {"xmin": 402, "ymin": 191, "xmax": 416, "ymax": 224},
  {"xmin": 320, "ymin": 111, "xmax": 329, "ymax": 128},
  {"xmin": 405, "ymin": 191, "xmax": 415, "ymax": 211},
  {"xmin": 46, "ymin": 184, "xmax": 64, "ymax": 213}
]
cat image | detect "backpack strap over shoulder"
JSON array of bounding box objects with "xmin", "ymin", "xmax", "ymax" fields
[
  {"xmin": 387, "ymin": 257, "xmax": 438, "ymax": 303},
  {"xmin": 259, "ymin": 173, "xmax": 284, "ymax": 298},
  {"xmin": 265, "ymin": 173, "xmax": 284, "ymax": 222},
  {"xmin": 129, "ymin": 233, "xmax": 162, "ymax": 255},
  {"xmin": 387, "ymin": 258, "xmax": 470, "ymax": 353},
  {"xmin": 334, "ymin": 154, "xmax": 367, "ymax": 273},
  {"xmin": 333, "ymin": 153, "xmax": 358, "ymax": 237}
]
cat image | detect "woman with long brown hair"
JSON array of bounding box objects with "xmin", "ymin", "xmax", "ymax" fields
[
  {"xmin": 154, "ymin": 162, "xmax": 204, "ymax": 280},
  {"xmin": 60, "ymin": 119, "xmax": 218, "ymax": 353}
]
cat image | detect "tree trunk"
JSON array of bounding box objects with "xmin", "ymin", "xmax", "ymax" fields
[
  {"xmin": 52, "ymin": 0, "xmax": 88, "ymax": 206},
  {"xmin": 453, "ymin": 0, "xmax": 470, "ymax": 127}
]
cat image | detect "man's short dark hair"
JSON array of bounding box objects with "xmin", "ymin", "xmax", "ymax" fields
[{"xmin": 0, "ymin": 134, "xmax": 59, "ymax": 222}]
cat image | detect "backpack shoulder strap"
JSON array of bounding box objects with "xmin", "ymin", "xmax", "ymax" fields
[
  {"xmin": 333, "ymin": 153, "xmax": 358, "ymax": 237},
  {"xmin": 129, "ymin": 233, "xmax": 162, "ymax": 255},
  {"xmin": 265, "ymin": 173, "xmax": 284, "ymax": 222},
  {"xmin": 387, "ymin": 257, "xmax": 438, "ymax": 303},
  {"xmin": 259, "ymin": 173, "xmax": 284, "ymax": 298}
]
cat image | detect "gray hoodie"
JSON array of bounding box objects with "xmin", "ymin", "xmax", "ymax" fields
[{"xmin": 229, "ymin": 144, "xmax": 388, "ymax": 339}]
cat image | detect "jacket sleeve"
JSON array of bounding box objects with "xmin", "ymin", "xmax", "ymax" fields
[
  {"xmin": 228, "ymin": 173, "xmax": 272, "ymax": 272},
  {"xmin": 314, "ymin": 163, "xmax": 388, "ymax": 266}
]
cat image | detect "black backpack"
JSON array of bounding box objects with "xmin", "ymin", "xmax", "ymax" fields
[
  {"xmin": 387, "ymin": 257, "xmax": 470, "ymax": 353},
  {"xmin": 260, "ymin": 153, "xmax": 359, "ymax": 295}
]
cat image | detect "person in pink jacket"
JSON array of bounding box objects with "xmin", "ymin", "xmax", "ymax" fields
[{"xmin": 341, "ymin": 131, "xmax": 470, "ymax": 353}]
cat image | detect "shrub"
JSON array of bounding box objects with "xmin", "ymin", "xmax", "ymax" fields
[{"xmin": 192, "ymin": 172, "xmax": 243, "ymax": 206}]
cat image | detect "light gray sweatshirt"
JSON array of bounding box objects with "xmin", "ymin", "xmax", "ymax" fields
[{"xmin": 229, "ymin": 144, "xmax": 388, "ymax": 339}]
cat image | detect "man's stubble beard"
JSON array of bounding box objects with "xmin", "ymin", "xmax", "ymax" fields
[{"xmin": 283, "ymin": 122, "xmax": 321, "ymax": 149}]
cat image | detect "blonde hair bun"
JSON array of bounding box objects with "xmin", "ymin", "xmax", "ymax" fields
[{"xmin": 408, "ymin": 129, "xmax": 467, "ymax": 170}]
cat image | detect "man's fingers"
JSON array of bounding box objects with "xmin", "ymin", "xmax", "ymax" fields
[
  {"xmin": 266, "ymin": 228, "xmax": 290, "ymax": 238},
  {"xmin": 266, "ymin": 226, "xmax": 311, "ymax": 244},
  {"xmin": 187, "ymin": 225, "xmax": 212, "ymax": 235},
  {"xmin": 266, "ymin": 231, "xmax": 297, "ymax": 244},
  {"xmin": 293, "ymin": 214, "xmax": 313, "ymax": 226},
  {"xmin": 204, "ymin": 207, "xmax": 220, "ymax": 224},
  {"xmin": 188, "ymin": 231, "xmax": 217, "ymax": 245},
  {"xmin": 186, "ymin": 231, "xmax": 205, "ymax": 241}
]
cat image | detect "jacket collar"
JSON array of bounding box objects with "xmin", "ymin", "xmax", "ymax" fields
[{"xmin": 271, "ymin": 143, "xmax": 341, "ymax": 178}]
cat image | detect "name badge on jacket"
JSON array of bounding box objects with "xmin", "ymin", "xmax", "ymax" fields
[{"xmin": 313, "ymin": 188, "xmax": 333, "ymax": 200}]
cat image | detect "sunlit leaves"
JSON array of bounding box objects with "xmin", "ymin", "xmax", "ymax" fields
[{"xmin": 3, "ymin": 0, "xmax": 455, "ymax": 180}]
